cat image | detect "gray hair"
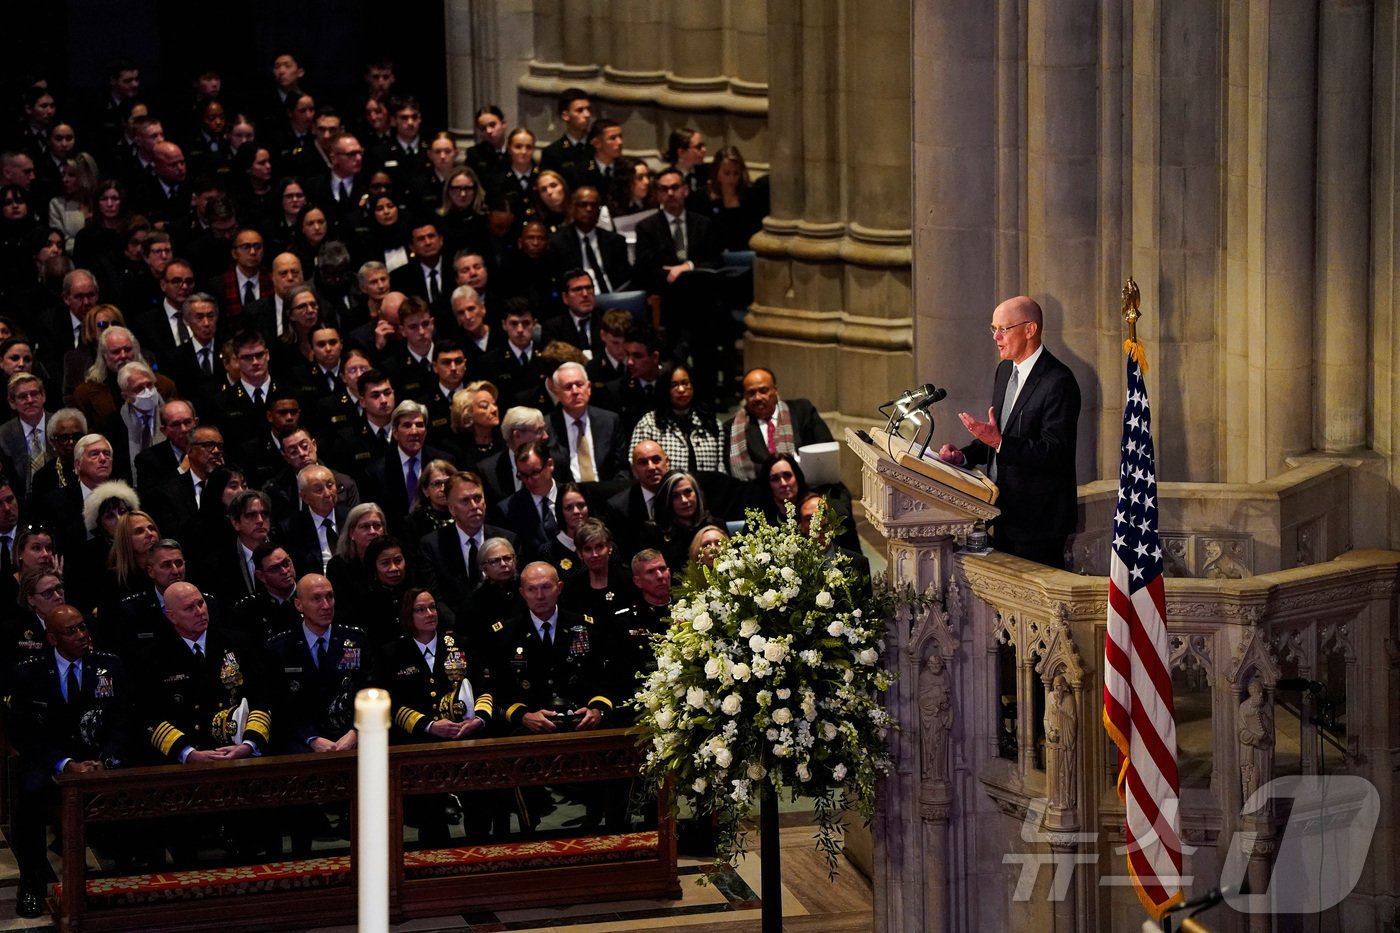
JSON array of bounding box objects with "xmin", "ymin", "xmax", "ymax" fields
[
  {"xmin": 85, "ymin": 325, "xmax": 142, "ymax": 383},
  {"xmin": 182, "ymin": 292, "xmax": 218, "ymax": 320},
  {"xmin": 500, "ymin": 406, "xmax": 544, "ymax": 442},
  {"xmin": 551, "ymin": 361, "xmax": 587, "ymax": 390},
  {"xmin": 336, "ymin": 501, "xmax": 386, "ymax": 559},
  {"xmin": 115, "ymin": 360, "xmax": 156, "ymax": 393},
  {"xmin": 450, "ymin": 284, "xmax": 479, "ymax": 305},
  {"xmin": 47, "ymin": 408, "xmax": 86, "ymax": 435},
  {"xmin": 479, "ymin": 536, "xmax": 515, "ymax": 570},
  {"xmin": 357, "ymin": 261, "xmax": 387, "ymax": 288},
  {"xmin": 73, "ymin": 433, "xmax": 112, "ymax": 462},
  {"xmin": 296, "ymin": 463, "xmax": 333, "ymax": 493},
  {"xmin": 390, "ymin": 399, "xmax": 428, "ymax": 430}
]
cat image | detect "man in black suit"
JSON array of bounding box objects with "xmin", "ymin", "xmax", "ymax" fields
[
  {"xmin": 540, "ymin": 269, "xmax": 608, "ymax": 356},
  {"xmin": 243, "ymin": 252, "xmax": 305, "ymax": 347},
  {"xmin": 262, "ymin": 426, "xmax": 361, "ymax": 519},
  {"xmin": 8, "ymin": 605, "xmax": 130, "ymax": 917},
  {"xmin": 191, "ymin": 489, "xmax": 271, "ymax": 607},
  {"xmin": 280, "ymin": 464, "xmax": 349, "ymax": 579},
  {"xmin": 0, "ymin": 373, "xmax": 50, "ymax": 496},
  {"xmin": 134, "ymin": 141, "xmax": 190, "ymax": 229},
  {"xmin": 634, "ymin": 166, "xmax": 725, "ymax": 381},
  {"xmin": 37, "ymin": 269, "xmax": 98, "ymax": 381},
  {"xmin": 229, "ymin": 543, "xmax": 301, "ymax": 643},
  {"xmin": 161, "ymin": 294, "xmax": 223, "ymax": 417},
  {"xmin": 605, "ymin": 439, "xmax": 671, "ymax": 558},
  {"xmin": 309, "ymin": 132, "xmax": 370, "ymax": 228},
  {"xmin": 418, "ymin": 471, "xmax": 519, "ymax": 611},
  {"xmin": 449, "ymin": 284, "xmax": 501, "ymax": 363},
  {"xmin": 145, "ymin": 424, "xmax": 225, "ymax": 544},
  {"xmin": 547, "ymin": 362, "xmax": 625, "ymax": 482},
  {"xmin": 939, "ymin": 296, "xmax": 1081, "ymax": 569},
  {"xmin": 602, "ymin": 324, "xmax": 666, "ymax": 434},
  {"xmin": 545, "ymin": 195, "xmax": 631, "ymax": 298},
  {"xmin": 723, "ymin": 367, "xmax": 834, "ymax": 480},
  {"xmin": 475, "ymin": 405, "xmax": 574, "ymax": 507},
  {"xmin": 390, "ymin": 218, "xmax": 451, "ymax": 323},
  {"xmin": 499, "ymin": 442, "xmax": 561, "ymax": 562},
  {"xmin": 135, "ymin": 399, "xmax": 197, "ymax": 496},
  {"xmin": 539, "ymin": 88, "xmax": 593, "ymax": 176},
  {"xmin": 360, "ymin": 400, "xmax": 452, "ymax": 536},
  {"xmin": 132, "ymin": 258, "xmax": 195, "ymax": 367}
]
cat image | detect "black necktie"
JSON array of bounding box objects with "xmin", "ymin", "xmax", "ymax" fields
[
  {"xmin": 427, "ymin": 267, "xmax": 440, "ymax": 303},
  {"xmin": 315, "ymin": 635, "xmax": 327, "ymax": 670},
  {"xmin": 323, "ymin": 518, "xmax": 338, "ymax": 546},
  {"xmin": 540, "ymin": 621, "xmax": 552, "ymax": 650},
  {"xmin": 65, "ymin": 661, "xmax": 80, "ymax": 703},
  {"xmin": 541, "ymin": 495, "xmax": 557, "ymax": 537},
  {"xmin": 466, "ymin": 538, "xmax": 479, "ymax": 585},
  {"xmin": 192, "ymin": 642, "xmax": 205, "ymax": 664},
  {"xmin": 253, "ymin": 386, "xmax": 264, "ymax": 406},
  {"xmin": 582, "ymin": 235, "xmax": 610, "ymax": 293},
  {"xmin": 243, "ymin": 280, "xmax": 256, "ymax": 306},
  {"xmin": 173, "ymin": 312, "xmax": 190, "ymax": 345},
  {"xmin": 0, "ymin": 534, "xmax": 12, "ymax": 576}
]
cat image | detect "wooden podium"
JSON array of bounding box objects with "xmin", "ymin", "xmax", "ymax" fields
[{"xmin": 845, "ymin": 428, "xmax": 999, "ymax": 933}]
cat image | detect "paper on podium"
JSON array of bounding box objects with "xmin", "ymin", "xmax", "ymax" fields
[{"xmin": 864, "ymin": 428, "xmax": 999, "ymax": 504}]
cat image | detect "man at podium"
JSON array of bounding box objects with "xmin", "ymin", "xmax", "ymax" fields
[{"xmin": 938, "ymin": 296, "xmax": 1080, "ymax": 569}]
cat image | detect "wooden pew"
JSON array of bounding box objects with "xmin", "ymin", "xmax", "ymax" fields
[{"xmin": 54, "ymin": 728, "xmax": 677, "ymax": 932}]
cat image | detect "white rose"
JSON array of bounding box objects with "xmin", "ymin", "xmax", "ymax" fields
[
  {"xmin": 732, "ymin": 662, "xmax": 752, "ymax": 682},
  {"xmin": 833, "ymin": 763, "xmax": 848, "ymax": 781},
  {"xmin": 858, "ymin": 648, "xmax": 879, "ymax": 665},
  {"xmin": 747, "ymin": 763, "xmax": 766, "ymax": 779},
  {"xmin": 781, "ymin": 566, "xmax": 796, "ymax": 581},
  {"xmin": 827, "ymin": 619, "xmax": 845, "ymax": 637},
  {"xmin": 763, "ymin": 641, "xmax": 787, "ymax": 663},
  {"xmin": 816, "ymin": 591, "xmax": 834, "ymax": 608},
  {"xmin": 822, "ymin": 722, "xmax": 838, "ymax": 740},
  {"xmin": 692, "ymin": 612, "xmax": 713, "ymax": 633},
  {"xmin": 721, "ymin": 693, "xmax": 742, "ymax": 716},
  {"xmin": 749, "ymin": 634, "xmax": 768, "ymax": 653},
  {"xmin": 654, "ymin": 708, "xmax": 675, "ymax": 730},
  {"xmin": 687, "ymin": 686, "xmax": 707, "ymax": 708},
  {"xmin": 714, "ymin": 747, "xmax": 733, "ymax": 769},
  {"xmin": 756, "ymin": 590, "xmax": 778, "ymax": 609},
  {"xmin": 776, "ymin": 687, "xmax": 791, "ymax": 700},
  {"xmin": 797, "ymin": 763, "xmax": 811, "ymax": 782},
  {"xmin": 772, "ymin": 707, "xmax": 793, "ymax": 725},
  {"xmin": 739, "ymin": 618, "xmax": 759, "ymax": 638},
  {"xmin": 704, "ymin": 657, "xmax": 723, "ymax": 679},
  {"xmin": 693, "ymin": 777, "xmax": 708, "ymax": 793}
]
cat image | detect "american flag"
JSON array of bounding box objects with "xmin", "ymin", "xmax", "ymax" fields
[{"xmin": 1102, "ymin": 352, "xmax": 1183, "ymax": 919}]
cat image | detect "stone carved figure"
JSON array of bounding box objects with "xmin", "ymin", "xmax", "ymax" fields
[
  {"xmin": 1043, "ymin": 674, "xmax": 1078, "ymax": 808},
  {"xmin": 918, "ymin": 653, "xmax": 953, "ymax": 781},
  {"xmin": 1203, "ymin": 539, "xmax": 1250, "ymax": 579},
  {"xmin": 1162, "ymin": 537, "xmax": 1190, "ymax": 578},
  {"xmin": 1237, "ymin": 679, "xmax": 1274, "ymax": 805}
]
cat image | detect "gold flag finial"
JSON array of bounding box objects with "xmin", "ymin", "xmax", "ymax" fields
[
  {"xmin": 1121, "ymin": 278, "xmax": 1147, "ymax": 371},
  {"xmin": 1121, "ymin": 277, "xmax": 1141, "ymax": 341}
]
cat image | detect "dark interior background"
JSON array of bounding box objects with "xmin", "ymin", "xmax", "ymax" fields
[{"xmin": 2, "ymin": 1, "xmax": 448, "ymax": 133}]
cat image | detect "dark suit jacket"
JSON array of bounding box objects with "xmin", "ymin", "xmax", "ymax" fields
[
  {"xmin": 360, "ymin": 444, "xmax": 453, "ymax": 535},
  {"xmin": 479, "ymin": 343, "xmax": 553, "ymax": 414},
  {"xmin": 390, "ymin": 259, "xmax": 452, "ymax": 321},
  {"xmin": 633, "ymin": 209, "xmax": 719, "ymax": 294},
  {"xmin": 134, "ymin": 439, "xmax": 185, "ymax": 496},
  {"xmin": 960, "ymin": 348, "xmax": 1081, "ymax": 545},
  {"xmin": 539, "ymin": 310, "xmax": 606, "ymax": 357},
  {"xmin": 280, "ymin": 504, "xmax": 351, "ymax": 580},
  {"xmin": 416, "ymin": 523, "xmax": 519, "ymax": 611},
  {"xmin": 144, "ymin": 468, "xmax": 203, "ymax": 543},
  {"xmin": 545, "ymin": 226, "xmax": 632, "ymax": 293},
  {"xmin": 723, "ymin": 398, "xmax": 834, "ymax": 472},
  {"xmin": 207, "ymin": 268, "xmax": 273, "ymax": 328},
  {"xmin": 474, "ymin": 448, "xmax": 575, "ymax": 514},
  {"xmin": 547, "ymin": 405, "xmax": 626, "ymax": 481}
]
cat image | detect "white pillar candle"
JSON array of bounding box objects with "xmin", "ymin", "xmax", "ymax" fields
[{"xmin": 355, "ymin": 687, "xmax": 391, "ymax": 933}]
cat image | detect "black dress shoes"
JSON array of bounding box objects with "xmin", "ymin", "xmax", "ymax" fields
[{"xmin": 15, "ymin": 886, "xmax": 44, "ymax": 918}]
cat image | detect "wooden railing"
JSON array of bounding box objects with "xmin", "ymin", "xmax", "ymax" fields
[{"xmin": 55, "ymin": 729, "xmax": 678, "ymax": 933}]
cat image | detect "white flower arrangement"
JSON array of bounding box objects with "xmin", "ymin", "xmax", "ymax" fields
[{"xmin": 635, "ymin": 503, "xmax": 898, "ymax": 876}]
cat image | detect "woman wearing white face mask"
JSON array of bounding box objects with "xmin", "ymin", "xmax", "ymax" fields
[{"xmin": 114, "ymin": 361, "xmax": 166, "ymax": 483}]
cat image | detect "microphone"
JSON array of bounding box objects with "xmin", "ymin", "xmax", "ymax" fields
[
  {"xmin": 911, "ymin": 386, "xmax": 948, "ymax": 411},
  {"xmin": 883, "ymin": 384, "xmax": 946, "ymax": 410}
]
